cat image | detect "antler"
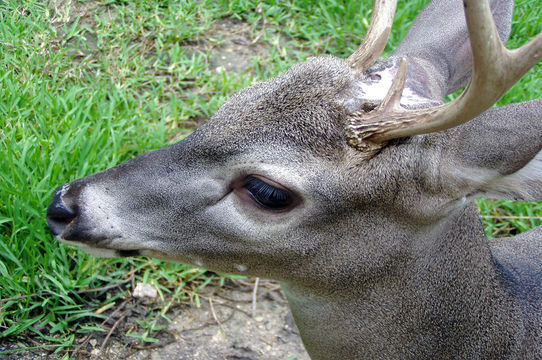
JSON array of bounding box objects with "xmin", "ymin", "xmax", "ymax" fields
[
  {"xmin": 346, "ymin": 0, "xmax": 397, "ymax": 71},
  {"xmin": 346, "ymin": 0, "xmax": 542, "ymax": 151}
]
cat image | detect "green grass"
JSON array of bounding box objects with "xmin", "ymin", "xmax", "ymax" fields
[{"xmin": 1, "ymin": 0, "xmax": 541, "ymax": 356}]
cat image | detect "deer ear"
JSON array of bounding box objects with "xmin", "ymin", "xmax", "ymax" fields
[
  {"xmin": 443, "ymin": 99, "xmax": 542, "ymax": 201},
  {"xmin": 393, "ymin": 0, "xmax": 513, "ymax": 100}
]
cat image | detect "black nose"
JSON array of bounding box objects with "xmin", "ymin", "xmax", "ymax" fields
[{"xmin": 47, "ymin": 187, "xmax": 77, "ymax": 236}]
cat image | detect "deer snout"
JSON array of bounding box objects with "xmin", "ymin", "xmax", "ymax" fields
[{"xmin": 46, "ymin": 185, "xmax": 77, "ymax": 237}]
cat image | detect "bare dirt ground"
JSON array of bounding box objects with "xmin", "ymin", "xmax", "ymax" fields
[{"xmin": 101, "ymin": 281, "xmax": 309, "ymax": 360}]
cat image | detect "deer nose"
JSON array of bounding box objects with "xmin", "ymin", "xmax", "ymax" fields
[{"xmin": 46, "ymin": 186, "xmax": 77, "ymax": 236}]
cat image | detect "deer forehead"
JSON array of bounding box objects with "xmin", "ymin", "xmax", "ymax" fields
[
  {"xmin": 188, "ymin": 57, "xmax": 354, "ymax": 161},
  {"xmin": 197, "ymin": 56, "xmax": 434, "ymax": 162}
]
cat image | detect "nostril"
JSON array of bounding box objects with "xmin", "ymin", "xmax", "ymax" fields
[{"xmin": 46, "ymin": 187, "xmax": 77, "ymax": 236}]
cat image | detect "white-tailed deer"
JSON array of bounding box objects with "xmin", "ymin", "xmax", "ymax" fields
[{"xmin": 47, "ymin": 0, "xmax": 542, "ymax": 358}]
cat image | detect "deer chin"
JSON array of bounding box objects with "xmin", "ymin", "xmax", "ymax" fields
[
  {"xmin": 57, "ymin": 233, "xmax": 205, "ymax": 265},
  {"xmin": 57, "ymin": 235, "xmax": 148, "ymax": 258},
  {"xmin": 57, "ymin": 237, "xmax": 120, "ymax": 258}
]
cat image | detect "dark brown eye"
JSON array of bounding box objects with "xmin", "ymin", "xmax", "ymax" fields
[{"xmin": 244, "ymin": 176, "xmax": 294, "ymax": 210}]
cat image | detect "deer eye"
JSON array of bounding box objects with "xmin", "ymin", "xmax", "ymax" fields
[{"xmin": 243, "ymin": 176, "xmax": 295, "ymax": 211}]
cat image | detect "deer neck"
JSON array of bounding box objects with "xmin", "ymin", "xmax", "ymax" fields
[{"xmin": 281, "ymin": 203, "xmax": 517, "ymax": 359}]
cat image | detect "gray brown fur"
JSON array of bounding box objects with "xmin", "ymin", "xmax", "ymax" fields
[{"xmin": 47, "ymin": 0, "xmax": 542, "ymax": 359}]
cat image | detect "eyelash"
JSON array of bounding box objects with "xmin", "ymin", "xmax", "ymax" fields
[{"xmin": 243, "ymin": 176, "xmax": 295, "ymax": 211}]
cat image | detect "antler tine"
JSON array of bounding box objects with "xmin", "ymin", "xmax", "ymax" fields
[
  {"xmin": 347, "ymin": 0, "xmax": 542, "ymax": 149},
  {"xmin": 346, "ymin": 0, "xmax": 397, "ymax": 71}
]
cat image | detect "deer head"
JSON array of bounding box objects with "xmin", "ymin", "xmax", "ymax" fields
[{"xmin": 47, "ymin": 0, "xmax": 542, "ymax": 358}]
